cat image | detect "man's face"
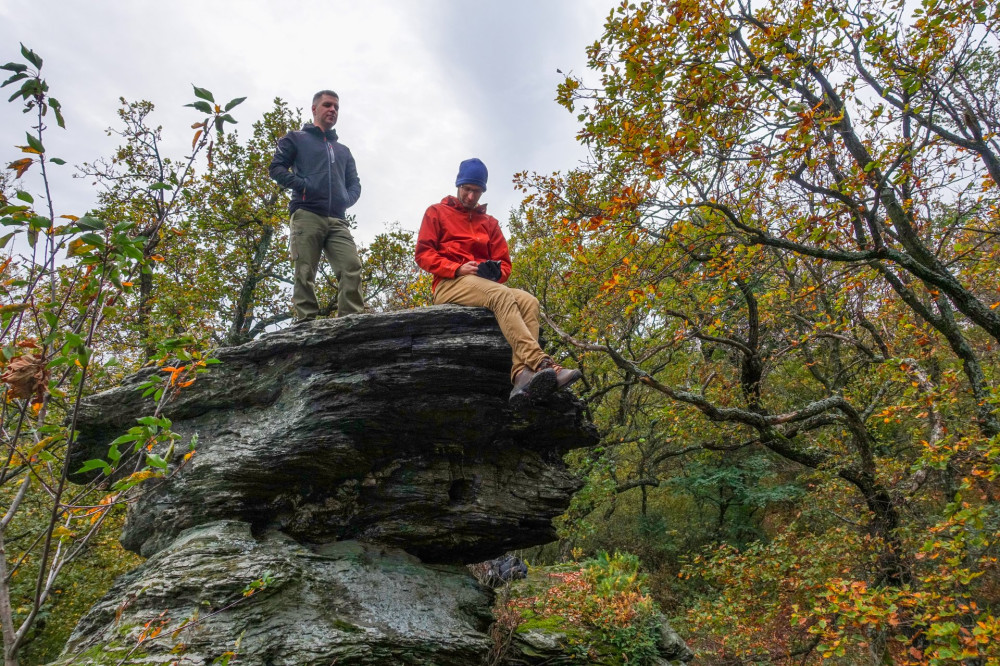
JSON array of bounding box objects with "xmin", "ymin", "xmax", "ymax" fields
[
  {"xmin": 457, "ymin": 184, "xmax": 484, "ymax": 210},
  {"xmin": 312, "ymin": 94, "xmax": 339, "ymax": 131}
]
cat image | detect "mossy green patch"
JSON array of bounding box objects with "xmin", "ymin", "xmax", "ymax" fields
[{"xmin": 332, "ymin": 618, "xmax": 364, "ymax": 633}]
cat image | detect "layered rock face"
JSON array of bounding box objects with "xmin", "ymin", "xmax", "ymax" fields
[
  {"xmin": 62, "ymin": 522, "xmax": 496, "ymax": 665},
  {"xmin": 57, "ymin": 307, "xmax": 600, "ymax": 665},
  {"xmin": 70, "ymin": 306, "xmax": 595, "ymax": 563}
]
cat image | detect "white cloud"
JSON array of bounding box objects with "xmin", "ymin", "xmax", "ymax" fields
[{"xmin": 1, "ymin": 0, "xmax": 611, "ymax": 242}]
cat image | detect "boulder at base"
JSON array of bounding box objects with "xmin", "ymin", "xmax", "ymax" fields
[{"xmin": 56, "ymin": 521, "xmax": 493, "ymax": 666}]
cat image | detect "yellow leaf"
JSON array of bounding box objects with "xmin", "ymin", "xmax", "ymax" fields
[{"xmin": 66, "ymin": 239, "xmax": 96, "ymax": 257}]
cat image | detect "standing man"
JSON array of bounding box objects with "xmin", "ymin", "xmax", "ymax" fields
[
  {"xmin": 415, "ymin": 158, "xmax": 581, "ymax": 408},
  {"xmin": 269, "ymin": 90, "xmax": 365, "ymax": 321}
]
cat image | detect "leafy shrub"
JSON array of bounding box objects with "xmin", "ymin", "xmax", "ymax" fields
[{"xmin": 506, "ymin": 551, "xmax": 664, "ymax": 664}]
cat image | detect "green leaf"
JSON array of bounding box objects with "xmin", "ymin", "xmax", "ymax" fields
[
  {"xmin": 137, "ymin": 415, "xmax": 170, "ymax": 428},
  {"xmin": 146, "ymin": 453, "xmax": 168, "ymax": 470},
  {"xmin": 15, "ymin": 191, "xmax": 34, "ymax": 204},
  {"xmin": 0, "ymin": 232, "xmax": 14, "ymax": 249},
  {"xmin": 219, "ymin": 114, "xmax": 237, "ymax": 125},
  {"xmin": 2, "ymin": 72, "xmax": 28, "ymax": 88},
  {"xmin": 25, "ymin": 132, "xmax": 43, "ymax": 154},
  {"xmin": 192, "ymin": 85, "xmax": 215, "ymax": 103},
  {"xmin": 109, "ymin": 432, "xmax": 141, "ymax": 448},
  {"xmin": 120, "ymin": 242, "xmax": 144, "ymax": 261},
  {"xmin": 76, "ymin": 216, "xmax": 106, "ymax": 231},
  {"xmin": 19, "ymin": 44, "xmax": 42, "ymax": 70},
  {"xmin": 224, "ymin": 96, "xmax": 247, "ymax": 111},
  {"xmin": 45, "ymin": 355, "xmax": 69, "ymax": 369},
  {"xmin": 48, "ymin": 157, "xmax": 66, "ymax": 165},
  {"xmin": 0, "ymin": 62, "xmax": 28, "ymax": 74},
  {"xmin": 50, "ymin": 98, "xmax": 65, "ymax": 128},
  {"xmin": 185, "ymin": 100, "xmax": 213, "ymax": 115},
  {"xmin": 64, "ymin": 332, "xmax": 84, "ymax": 350},
  {"xmin": 79, "ymin": 232, "xmax": 106, "ymax": 246},
  {"xmin": 149, "ymin": 182, "xmax": 173, "ymax": 191},
  {"xmin": 75, "ymin": 459, "xmax": 111, "ymax": 475}
]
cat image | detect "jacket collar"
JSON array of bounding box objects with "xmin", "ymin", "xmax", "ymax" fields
[
  {"xmin": 303, "ymin": 122, "xmax": 338, "ymax": 142},
  {"xmin": 442, "ymin": 195, "xmax": 487, "ymax": 215}
]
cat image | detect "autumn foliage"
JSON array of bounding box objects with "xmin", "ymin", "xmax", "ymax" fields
[
  {"xmin": 503, "ymin": 551, "xmax": 664, "ymax": 664},
  {"xmin": 512, "ymin": 0, "xmax": 1000, "ymax": 663}
]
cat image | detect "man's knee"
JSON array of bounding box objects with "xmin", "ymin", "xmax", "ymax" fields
[
  {"xmin": 508, "ymin": 288, "xmax": 539, "ymax": 312},
  {"xmin": 293, "ymin": 259, "xmax": 317, "ymax": 282},
  {"xmin": 344, "ymin": 254, "xmax": 363, "ymax": 274}
]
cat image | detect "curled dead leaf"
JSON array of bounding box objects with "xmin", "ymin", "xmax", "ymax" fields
[{"xmin": 1, "ymin": 353, "xmax": 50, "ymax": 401}]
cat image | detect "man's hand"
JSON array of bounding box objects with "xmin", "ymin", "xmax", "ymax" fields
[{"xmin": 456, "ymin": 261, "xmax": 480, "ymax": 277}]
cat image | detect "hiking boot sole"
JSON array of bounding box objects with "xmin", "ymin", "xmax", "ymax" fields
[{"xmin": 509, "ymin": 368, "xmax": 557, "ymax": 410}]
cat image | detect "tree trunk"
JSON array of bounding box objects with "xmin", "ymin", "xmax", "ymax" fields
[{"xmin": 0, "ymin": 531, "xmax": 20, "ymax": 666}]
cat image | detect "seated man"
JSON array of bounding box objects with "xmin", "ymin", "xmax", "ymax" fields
[{"xmin": 415, "ymin": 158, "xmax": 581, "ymax": 408}]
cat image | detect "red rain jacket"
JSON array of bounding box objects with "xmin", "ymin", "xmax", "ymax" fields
[{"xmin": 415, "ymin": 196, "xmax": 512, "ymax": 292}]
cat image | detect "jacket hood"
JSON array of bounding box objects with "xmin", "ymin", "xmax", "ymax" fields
[
  {"xmin": 441, "ymin": 195, "xmax": 487, "ymax": 215},
  {"xmin": 303, "ymin": 122, "xmax": 338, "ymax": 142}
]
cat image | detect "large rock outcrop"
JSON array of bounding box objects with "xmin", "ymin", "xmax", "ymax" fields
[
  {"xmin": 57, "ymin": 306, "xmax": 603, "ymax": 665},
  {"xmin": 69, "ymin": 306, "xmax": 596, "ymax": 563}
]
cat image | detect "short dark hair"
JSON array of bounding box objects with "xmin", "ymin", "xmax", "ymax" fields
[{"xmin": 312, "ymin": 90, "xmax": 339, "ymax": 104}]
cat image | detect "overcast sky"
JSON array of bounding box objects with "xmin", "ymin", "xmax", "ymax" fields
[{"xmin": 0, "ymin": 0, "xmax": 611, "ymax": 244}]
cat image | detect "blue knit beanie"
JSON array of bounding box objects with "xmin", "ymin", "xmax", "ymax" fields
[{"xmin": 455, "ymin": 158, "xmax": 488, "ymax": 192}]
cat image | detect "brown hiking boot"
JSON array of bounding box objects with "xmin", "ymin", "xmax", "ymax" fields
[
  {"xmin": 537, "ymin": 357, "xmax": 582, "ymax": 389},
  {"xmin": 509, "ymin": 365, "xmax": 558, "ymax": 410}
]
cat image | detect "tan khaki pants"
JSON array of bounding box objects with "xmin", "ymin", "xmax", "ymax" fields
[
  {"xmin": 290, "ymin": 209, "xmax": 365, "ymax": 319},
  {"xmin": 433, "ymin": 275, "xmax": 546, "ymax": 381}
]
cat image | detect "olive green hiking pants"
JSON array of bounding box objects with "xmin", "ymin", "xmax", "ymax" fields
[{"xmin": 289, "ymin": 209, "xmax": 365, "ymax": 319}]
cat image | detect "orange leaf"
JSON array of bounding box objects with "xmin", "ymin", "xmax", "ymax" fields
[{"xmin": 7, "ymin": 158, "xmax": 33, "ymax": 179}]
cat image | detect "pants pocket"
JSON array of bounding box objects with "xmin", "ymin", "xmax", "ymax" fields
[{"xmin": 289, "ymin": 226, "xmax": 303, "ymax": 262}]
